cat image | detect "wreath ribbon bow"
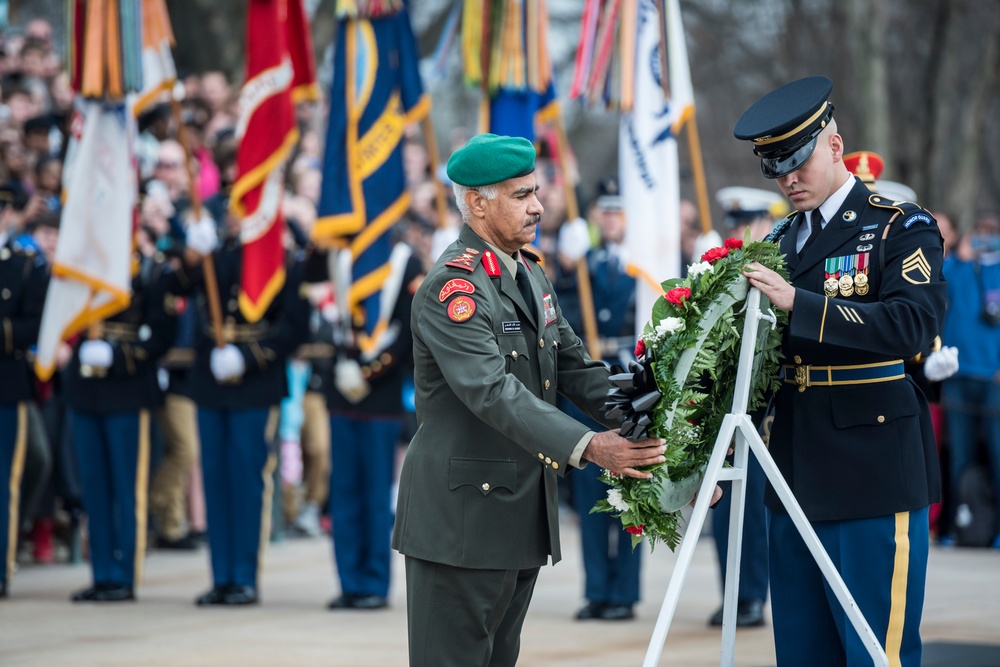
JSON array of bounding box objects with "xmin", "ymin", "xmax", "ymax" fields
[{"xmin": 605, "ymin": 359, "xmax": 661, "ymax": 441}]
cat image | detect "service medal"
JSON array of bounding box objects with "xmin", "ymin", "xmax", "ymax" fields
[
  {"xmin": 854, "ymin": 272, "xmax": 869, "ymax": 295},
  {"xmin": 839, "ymin": 273, "xmax": 854, "ymax": 297},
  {"xmin": 824, "ymin": 277, "xmax": 840, "ymax": 297}
]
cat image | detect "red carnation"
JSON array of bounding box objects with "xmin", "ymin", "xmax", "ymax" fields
[
  {"xmin": 724, "ymin": 238, "xmax": 744, "ymax": 250},
  {"xmin": 625, "ymin": 525, "xmax": 645, "ymax": 536},
  {"xmin": 701, "ymin": 246, "xmax": 730, "ymax": 263},
  {"xmin": 665, "ymin": 287, "xmax": 691, "ymax": 306},
  {"xmin": 634, "ymin": 339, "xmax": 646, "ymax": 357}
]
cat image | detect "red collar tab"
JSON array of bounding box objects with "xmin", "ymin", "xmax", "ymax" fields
[{"xmin": 481, "ymin": 250, "xmax": 502, "ymax": 277}]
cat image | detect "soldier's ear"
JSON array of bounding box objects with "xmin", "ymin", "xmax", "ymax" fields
[
  {"xmin": 829, "ymin": 132, "xmax": 845, "ymax": 162},
  {"xmin": 465, "ymin": 189, "xmax": 488, "ymax": 219}
]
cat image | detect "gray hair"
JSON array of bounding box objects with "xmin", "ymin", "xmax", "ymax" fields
[{"xmin": 453, "ymin": 182, "xmax": 499, "ymax": 221}]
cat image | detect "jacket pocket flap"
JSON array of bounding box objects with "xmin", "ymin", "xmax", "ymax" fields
[
  {"xmin": 831, "ymin": 385, "xmax": 919, "ymax": 429},
  {"xmin": 448, "ymin": 458, "xmax": 517, "ymax": 495}
]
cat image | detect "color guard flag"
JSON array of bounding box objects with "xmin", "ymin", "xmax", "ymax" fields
[
  {"xmin": 230, "ymin": 0, "xmax": 318, "ymax": 322},
  {"xmin": 35, "ymin": 102, "xmax": 135, "ymax": 381},
  {"xmin": 314, "ymin": 6, "xmax": 428, "ymax": 356},
  {"xmin": 621, "ymin": 0, "xmax": 693, "ymax": 335},
  {"xmin": 132, "ymin": 0, "xmax": 177, "ymax": 115}
]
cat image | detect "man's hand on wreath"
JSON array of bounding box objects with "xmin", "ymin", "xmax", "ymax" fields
[
  {"xmin": 743, "ymin": 261, "xmax": 795, "ymax": 310},
  {"xmin": 583, "ymin": 431, "xmax": 666, "ymax": 479}
]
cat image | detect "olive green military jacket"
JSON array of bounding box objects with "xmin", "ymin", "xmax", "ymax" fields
[{"xmin": 392, "ymin": 224, "xmax": 616, "ymax": 570}]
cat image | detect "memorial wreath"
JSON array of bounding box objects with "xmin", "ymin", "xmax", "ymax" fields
[{"xmin": 593, "ymin": 237, "xmax": 789, "ymax": 550}]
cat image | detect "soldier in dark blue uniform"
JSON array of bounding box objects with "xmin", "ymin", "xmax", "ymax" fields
[
  {"xmin": 735, "ymin": 77, "xmax": 947, "ymax": 666},
  {"xmin": 557, "ymin": 186, "xmax": 644, "ymax": 622},
  {"xmin": 315, "ymin": 239, "xmax": 424, "ymax": 611},
  {"xmin": 707, "ymin": 187, "xmax": 784, "ymax": 628},
  {"xmin": 0, "ymin": 220, "xmax": 48, "ymax": 599},
  {"xmin": 66, "ymin": 250, "xmax": 179, "ymax": 602},
  {"xmin": 177, "ymin": 215, "xmax": 310, "ymax": 606}
]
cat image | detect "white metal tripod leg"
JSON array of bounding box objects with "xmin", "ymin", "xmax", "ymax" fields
[
  {"xmin": 718, "ymin": 416, "xmax": 754, "ymax": 665},
  {"xmin": 641, "ymin": 414, "xmax": 738, "ymax": 667}
]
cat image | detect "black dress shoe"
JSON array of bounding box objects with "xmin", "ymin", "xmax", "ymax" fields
[
  {"xmin": 195, "ymin": 585, "xmax": 230, "ymax": 606},
  {"xmin": 327, "ymin": 594, "xmax": 357, "ymax": 609},
  {"xmin": 223, "ymin": 585, "xmax": 259, "ymax": 605},
  {"xmin": 709, "ymin": 599, "xmax": 765, "ymax": 627},
  {"xmin": 574, "ymin": 601, "xmax": 607, "ymax": 620},
  {"xmin": 72, "ymin": 583, "xmax": 134, "ymax": 602},
  {"xmin": 351, "ymin": 595, "xmax": 387, "ymax": 610},
  {"xmin": 0, "ymin": 579, "xmax": 7, "ymax": 598},
  {"xmin": 599, "ymin": 604, "xmax": 635, "ymax": 621}
]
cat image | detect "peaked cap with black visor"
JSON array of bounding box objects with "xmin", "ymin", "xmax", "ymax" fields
[{"xmin": 734, "ymin": 76, "xmax": 835, "ymax": 179}]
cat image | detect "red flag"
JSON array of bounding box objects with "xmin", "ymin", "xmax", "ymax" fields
[{"xmin": 230, "ymin": 0, "xmax": 318, "ymax": 322}]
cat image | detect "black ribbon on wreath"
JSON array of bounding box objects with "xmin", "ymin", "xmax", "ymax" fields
[{"xmin": 604, "ymin": 358, "xmax": 661, "ymax": 441}]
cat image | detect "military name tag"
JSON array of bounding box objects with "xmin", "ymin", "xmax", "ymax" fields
[
  {"xmin": 542, "ymin": 293, "xmax": 557, "ymax": 326},
  {"xmin": 502, "ymin": 321, "xmax": 521, "ymax": 334}
]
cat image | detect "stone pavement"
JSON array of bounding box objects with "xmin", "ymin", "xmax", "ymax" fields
[{"xmin": 1, "ymin": 513, "xmax": 998, "ymax": 667}]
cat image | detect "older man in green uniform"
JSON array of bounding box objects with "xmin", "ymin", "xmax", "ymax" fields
[{"xmin": 391, "ymin": 134, "xmax": 667, "ymax": 667}]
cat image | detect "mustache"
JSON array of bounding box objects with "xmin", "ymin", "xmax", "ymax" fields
[{"xmin": 526, "ymin": 214, "xmax": 541, "ymax": 225}]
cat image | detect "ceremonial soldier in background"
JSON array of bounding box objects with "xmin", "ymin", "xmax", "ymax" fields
[
  {"xmin": 0, "ymin": 195, "xmax": 49, "ymax": 599},
  {"xmin": 706, "ymin": 186, "xmax": 785, "ymax": 628},
  {"xmin": 178, "ymin": 212, "xmax": 310, "ymax": 606},
  {"xmin": 66, "ymin": 247, "xmax": 179, "ymax": 602},
  {"xmin": 556, "ymin": 183, "xmax": 645, "ymax": 622},
  {"xmin": 315, "ymin": 234, "xmax": 424, "ymax": 611},
  {"xmin": 736, "ymin": 77, "xmax": 947, "ymax": 666}
]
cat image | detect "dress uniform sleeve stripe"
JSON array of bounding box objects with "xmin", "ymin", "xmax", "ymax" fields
[{"xmin": 886, "ymin": 511, "xmax": 911, "ymax": 664}]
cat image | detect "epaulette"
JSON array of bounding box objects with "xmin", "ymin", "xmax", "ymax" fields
[
  {"xmin": 868, "ymin": 195, "xmax": 934, "ymax": 230},
  {"xmin": 444, "ymin": 247, "xmax": 481, "ymax": 272}
]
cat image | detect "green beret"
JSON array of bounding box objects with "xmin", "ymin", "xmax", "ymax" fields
[{"xmin": 446, "ymin": 133, "xmax": 536, "ymax": 187}]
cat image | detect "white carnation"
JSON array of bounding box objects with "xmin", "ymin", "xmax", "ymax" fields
[
  {"xmin": 687, "ymin": 261, "xmax": 714, "ymax": 277},
  {"xmin": 607, "ymin": 488, "xmax": 630, "ymax": 513},
  {"xmin": 655, "ymin": 317, "xmax": 685, "ymax": 336}
]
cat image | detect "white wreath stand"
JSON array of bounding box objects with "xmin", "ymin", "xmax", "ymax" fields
[{"xmin": 641, "ymin": 287, "xmax": 889, "ymax": 667}]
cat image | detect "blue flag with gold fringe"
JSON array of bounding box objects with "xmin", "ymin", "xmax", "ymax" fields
[{"xmin": 315, "ymin": 6, "xmax": 428, "ymax": 353}]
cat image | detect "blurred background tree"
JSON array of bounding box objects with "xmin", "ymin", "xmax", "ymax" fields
[{"xmin": 11, "ymin": 0, "xmax": 1000, "ymax": 231}]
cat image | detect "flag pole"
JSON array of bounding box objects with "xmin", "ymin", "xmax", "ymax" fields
[
  {"xmin": 420, "ymin": 115, "xmax": 449, "ymax": 227},
  {"xmin": 552, "ymin": 115, "xmax": 602, "ymax": 361},
  {"xmin": 685, "ymin": 114, "xmax": 713, "ymax": 234},
  {"xmin": 171, "ymin": 96, "xmax": 226, "ymax": 349}
]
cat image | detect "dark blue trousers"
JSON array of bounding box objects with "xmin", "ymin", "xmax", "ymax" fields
[
  {"xmin": 197, "ymin": 406, "xmax": 276, "ymax": 588},
  {"xmin": 769, "ymin": 508, "xmax": 928, "ymax": 667},
  {"xmin": 711, "ymin": 449, "xmax": 769, "ymax": 602},
  {"xmin": 571, "ymin": 462, "xmax": 642, "ymax": 605},
  {"xmin": 70, "ymin": 408, "xmax": 150, "ymax": 588},
  {"xmin": 0, "ymin": 403, "xmax": 27, "ymax": 586},
  {"xmin": 328, "ymin": 414, "xmax": 400, "ymax": 598}
]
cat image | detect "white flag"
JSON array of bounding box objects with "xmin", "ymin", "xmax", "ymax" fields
[
  {"xmin": 35, "ymin": 101, "xmax": 135, "ymax": 381},
  {"xmin": 621, "ymin": 0, "xmax": 695, "ymax": 336}
]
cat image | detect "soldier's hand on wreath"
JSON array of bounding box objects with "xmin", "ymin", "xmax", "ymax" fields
[
  {"xmin": 583, "ymin": 431, "xmax": 666, "ymax": 479},
  {"xmin": 79, "ymin": 340, "xmax": 113, "ymax": 369},
  {"xmin": 743, "ymin": 261, "xmax": 796, "ymax": 311}
]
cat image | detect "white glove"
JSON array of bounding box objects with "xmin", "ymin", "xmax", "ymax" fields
[
  {"xmin": 210, "ymin": 344, "xmax": 246, "ymax": 382},
  {"xmin": 557, "ymin": 217, "xmax": 592, "ymax": 262},
  {"xmin": 924, "ymin": 346, "xmax": 959, "ymax": 382},
  {"xmin": 79, "ymin": 340, "xmax": 114, "ymax": 369},
  {"xmin": 185, "ymin": 213, "xmax": 218, "ymax": 255},
  {"xmin": 335, "ymin": 358, "xmax": 371, "ymax": 404}
]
